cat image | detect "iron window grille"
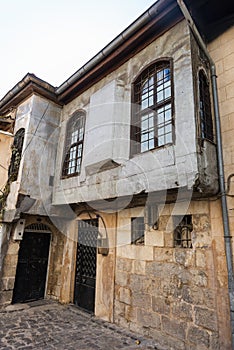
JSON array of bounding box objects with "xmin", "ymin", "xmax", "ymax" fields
[
  {"xmin": 199, "ymin": 70, "xmax": 214, "ymax": 142},
  {"xmin": 8, "ymin": 128, "xmax": 25, "ymax": 179},
  {"xmin": 174, "ymin": 215, "xmax": 193, "ymax": 248},
  {"xmin": 62, "ymin": 111, "xmax": 85, "ymax": 177},
  {"xmin": 131, "ymin": 217, "xmax": 145, "ymax": 245},
  {"xmin": 131, "ymin": 60, "xmax": 174, "ymax": 155}
]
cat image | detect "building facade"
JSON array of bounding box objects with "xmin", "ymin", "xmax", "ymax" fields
[{"xmin": 0, "ymin": 0, "xmax": 233, "ymax": 349}]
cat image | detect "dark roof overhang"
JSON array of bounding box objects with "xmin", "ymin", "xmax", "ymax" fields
[
  {"xmin": 0, "ymin": 73, "xmax": 61, "ymax": 115},
  {"xmin": 56, "ymin": 0, "xmax": 183, "ymax": 104},
  {"xmin": 183, "ymin": 0, "xmax": 234, "ymax": 42}
]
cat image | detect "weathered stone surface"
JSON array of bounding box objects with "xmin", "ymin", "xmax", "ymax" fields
[
  {"xmin": 131, "ymin": 292, "xmax": 151, "ymax": 309},
  {"xmin": 152, "ymin": 296, "xmax": 170, "ymax": 316},
  {"xmin": 1, "ymin": 277, "xmax": 15, "ymax": 291},
  {"xmin": 7, "ymin": 241, "xmax": 20, "ymax": 255},
  {"xmin": 153, "ymin": 247, "xmax": 174, "ymax": 262},
  {"xmin": 0, "ymin": 290, "xmax": 13, "ymax": 305},
  {"xmin": 125, "ymin": 305, "xmax": 136, "ymax": 323},
  {"xmin": 190, "ymin": 269, "xmax": 208, "ymax": 287},
  {"xmin": 174, "ymin": 249, "xmax": 195, "ymax": 267},
  {"xmin": 195, "ymin": 249, "xmax": 207, "ymax": 268},
  {"xmin": 171, "ymin": 300, "xmax": 193, "ymax": 321},
  {"xmin": 133, "ymin": 260, "xmax": 146, "ymax": 275},
  {"xmin": 136, "ymin": 308, "xmax": 161, "ymax": 329},
  {"xmin": 115, "ymin": 270, "xmax": 128, "ymax": 286},
  {"xmin": 119, "ymin": 287, "xmax": 131, "ymax": 305},
  {"xmin": 149, "ymin": 329, "xmax": 186, "ymax": 350},
  {"xmin": 129, "ymin": 274, "xmax": 151, "ymax": 293},
  {"xmin": 145, "ymin": 230, "xmax": 164, "ymax": 247},
  {"xmin": 194, "ymin": 306, "xmax": 218, "ymax": 331},
  {"xmin": 162, "ymin": 315, "xmax": 186, "ymax": 340},
  {"xmin": 116, "ymin": 257, "xmax": 133, "ymax": 273},
  {"xmin": 187, "ymin": 325, "xmax": 210, "ymax": 348}
]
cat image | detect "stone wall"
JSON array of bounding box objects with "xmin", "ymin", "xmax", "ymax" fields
[
  {"xmin": 114, "ymin": 201, "xmax": 231, "ymax": 349},
  {"xmin": 208, "ymin": 26, "xmax": 234, "ymax": 272}
]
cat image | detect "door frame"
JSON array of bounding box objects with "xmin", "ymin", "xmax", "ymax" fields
[
  {"xmin": 74, "ymin": 218, "xmax": 98, "ymax": 312},
  {"xmin": 12, "ymin": 223, "xmax": 52, "ymax": 303}
]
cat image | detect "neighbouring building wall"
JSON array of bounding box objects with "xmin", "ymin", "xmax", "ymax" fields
[
  {"xmin": 114, "ymin": 200, "xmax": 231, "ymax": 349},
  {"xmin": 208, "ymin": 25, "xmax": 234, "ymax": 269}
]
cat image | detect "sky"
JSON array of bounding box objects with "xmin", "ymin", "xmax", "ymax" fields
[{"xmin": 0, "ymin": 0, "xmax": 156, "ymax": 100}]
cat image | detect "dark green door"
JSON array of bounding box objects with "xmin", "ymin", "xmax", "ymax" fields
[{"xmin": 12, "ymin": 231, "xmax": 50, "ymax": 303}]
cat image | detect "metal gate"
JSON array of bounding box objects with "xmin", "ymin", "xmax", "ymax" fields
[
  {"xmin": 12, "ymin": 224, "xmax": 51, "ymax": 304},
  {"xmin": 74, "ymin": 219, "xmax": 98, "ymax": 312}
]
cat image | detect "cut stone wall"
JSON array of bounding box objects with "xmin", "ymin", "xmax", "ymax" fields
[{"xmin": 114, "ymin": 201, "xmax": 231, "ymax": 349}]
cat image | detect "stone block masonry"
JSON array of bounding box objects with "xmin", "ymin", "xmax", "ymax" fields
[{"xmin": 114, "ymin": 204, "xmax": 231, "ymax": 349}]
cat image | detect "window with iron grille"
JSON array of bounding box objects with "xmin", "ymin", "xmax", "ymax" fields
[
  {"xmin": 131, "ymin": 217, "xmax": 145, "ymax": 245},
  {"xmin": 8, "ymin": 128, "xmax": 25, "ymax": 179},
  {"xmin": 199, "ymin": 70, "xmax": 213, "ymax": 142},
  {"xmin": 62, "ymin": 111, "xmax": 85, "ymax": 177},
  {"xmin": 131, "ymin": 60, "xmax": 174, "ymax": 155},
  {"xmin": 173, "ymin": 215, "xmax": 193, "ymax": 248}
]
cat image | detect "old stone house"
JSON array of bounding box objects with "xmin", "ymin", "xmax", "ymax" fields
[{"xmin": 0, "ymin": 0, "xmax": 234, "ymax": 349}]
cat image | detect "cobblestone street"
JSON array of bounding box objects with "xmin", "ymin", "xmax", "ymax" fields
[{"xmin": 0, "ymin": 301, "xmax": 159, "ymax": 350}]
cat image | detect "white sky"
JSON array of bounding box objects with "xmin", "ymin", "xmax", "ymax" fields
[{"xmin": 0, "ymin": 0, "xmax": 156, "ymax": 99}]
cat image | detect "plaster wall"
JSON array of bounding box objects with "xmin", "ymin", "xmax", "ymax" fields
[
  {"xmin": 53, "ymin": 20, "xmax": 199, "ymax": 205},
  {"xmin": 5, "ymin": 95, "xmax": 61, "ymax": 218}
]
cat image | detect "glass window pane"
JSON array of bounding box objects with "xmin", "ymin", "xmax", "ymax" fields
[
  {"xmin": 165, "ymin": 87, "xmax": 171, "ymax": 99},
  {"xmin": 158, "ymin": 127, "xmax": 164, "ymax": 136},
  {"xmin": 148, "ymin": 116, "xmax": 154, "ymax": 128},
  {"xmin": 157, "ymin": 90, "xmax": 163, "ymax": 102},
  {"xmin": 142, "ymin": 133, "xmax": 148, "ymax": 141},
  {"xmin": 165, "ymin": 108, "xmax": 171, "ymax": 121},
  {"xmin": 158, "ymin": 136, "xmax": 164, "ymax": 146},
  {"xmin": 141, "ymin": 142, "xmax": 149, "ymax": 152},
  {"xmin": 149, "ymin": 139, "xmax": 154, "ymax": 150},
  {"xmin": 142, "ymin": 98, "xmax": 148, "ymax": 110},
  {"xmin": 148, "ymin": 95, "xmax": 154, "ymax": 106},
  {"xmin": 165, "ymin": 133, "xmax": 172, "ymax": 144},
  {"xmin": 141, "ymin": 119, "xmax": 148, "ymax": 131},
  {"xmin": 165, "ymin": 124, "xmax": 172, "ymax": 133}
]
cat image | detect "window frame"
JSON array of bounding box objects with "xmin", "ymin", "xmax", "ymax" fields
[
  {"xmin": 198, "ymin": 69, "xmax": 214, "ymax": 143},
  {"xmin": 62, "ymin": 110, "xmax": 86, "ymax": 178},
  {"xmin": 173, "ymin": 215, "xmax": 193, "ymax": 249},
  {"xmin": 130, "ymin": 58, "xmax": 175, "ymax": 156},
  {"xmin": 131, "ymin": 216, "xmax": 145, "ymax": 245}
]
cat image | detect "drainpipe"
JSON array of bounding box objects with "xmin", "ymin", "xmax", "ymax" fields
[{"xmin": 177, "ymin": 0, "xmax": 234, "ymax": 343}]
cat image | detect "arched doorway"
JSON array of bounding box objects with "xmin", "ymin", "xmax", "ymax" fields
[{"xmin": 12, "ymin": 223, "xmax": 51, "ymax": 303}]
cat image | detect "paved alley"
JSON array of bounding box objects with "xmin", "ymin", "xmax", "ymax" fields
[{"xmin": 0, "ymin": 301, "xmax": 159, "ymax": 350}]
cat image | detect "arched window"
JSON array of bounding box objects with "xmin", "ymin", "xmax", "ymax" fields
[
  {"xmin": 62, "ymin": 111, "xmax": 85, "ymax": 177},
  {"xmin": 131, "ymin": 60, "xmax": 174, "ymax": 154},
  {"xmin": 199, "ymin": 70, "xmax": 213, "ymax": 142},
  {"xmin": 8, "ymin": 128, "xmax": 25, "ymax": 179}
]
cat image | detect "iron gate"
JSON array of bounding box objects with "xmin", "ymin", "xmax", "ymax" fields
[
  {"xmin": 74, "ymin": 219, "xmax": 98, "ymax": 312},
  {"xmin": 12, "ymin": 224, "xmax": 51, "ymax": 304}
]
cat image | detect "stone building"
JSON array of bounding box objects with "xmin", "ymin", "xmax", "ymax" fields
[{"xmin": 0, "ymin": 0, "xmax": 233, "ymax": 349}]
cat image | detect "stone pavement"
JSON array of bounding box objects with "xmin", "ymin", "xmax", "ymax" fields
[{"xmin": 0, "ymin": 300, "xmax": 160, "ymax": 350}]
